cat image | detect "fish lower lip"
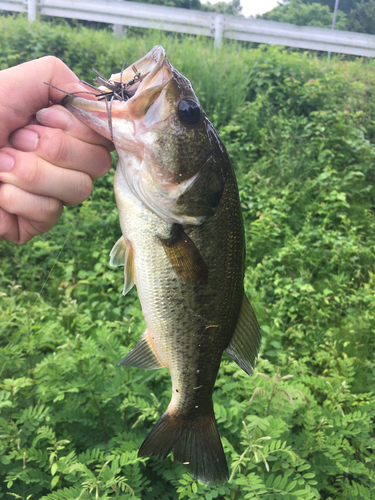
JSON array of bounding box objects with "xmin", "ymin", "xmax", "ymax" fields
[
  {"xmin": 64, "ymin": 96, "xmax": 133, "ymax": 142},
  {"xmin": 64, "ymin": 95, "xmax": 124, "ymax": 113}
]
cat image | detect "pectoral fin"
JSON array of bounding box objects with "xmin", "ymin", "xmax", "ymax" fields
[
  {"xmin": 160, "ymin": 224, "xmax": 208, "ymax": 285},
  {"xmin": 109, "ymin": 236, "xmax": 135, "ymax": 295},
  {"xmin": 109, "ymin": 236, "xmax": 127, "ymax": 267},
  {"xmin": 119, "ymin": 329, "xmax": 164, "ymax": 370},
  {"xmin": 226, "ymin": 293, "xmax": 261, "ymax": 376}
]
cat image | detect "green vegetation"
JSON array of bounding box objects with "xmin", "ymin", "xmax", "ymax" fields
[
  {"xmin": 261, "ymin": 0, "xmax": 347, "ymax": 30},
  {"xmin": 1, "ymin": 16, "xmax": 375, "ymax": 500},
  {"xmin": 128, "ymin": 0, "xmax": 242, "ymax": 15},
  {"xmin": 261, "ymin": 0, "xmax": 375, "ymax": 35},
  {"xmin": 346, "ymin": 0, "xmax": 375, "ymax": 35}
]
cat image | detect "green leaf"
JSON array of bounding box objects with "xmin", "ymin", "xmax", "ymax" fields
[
  {"xmin": 265, "ymin": 473, "xmax": 275, "ymax": 488},
  {"xmin": 273, "ymin": 474, "xmax": 282, "ymax": 489},
  {"xmin": 286, "ymin": 480, "xmax": 297, "ymax": 492},
  {"xmin": 51, "ymin": 475, "xmax": 60, "ymax": 489},
  {"xmin": 297, "ymin": 464, "xmax": 310, "ymax": 472}
]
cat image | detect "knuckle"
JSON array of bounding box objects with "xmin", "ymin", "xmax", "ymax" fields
[
  {"xmin": 92, "ymin": 149, "xmax": 112, "ymax": 180},
  {"xmin": 65, "ymin": 173, "xmax": 92, "ymax": 206},
  {"xmin": 45, "ymin": 130, "xmax": 71, "ymax": 165},
  {"xmin": 0, "ymin": 187, "xmax": 19, "ymax": 243},
  {"xmin": 15, "ymin": 157, "xmax": 42, "ymax": 186},
  {"xmin": 0, "ymin": 182, "xmax": 14, "ymax": 207},
  {"xmin": 78, "ymin": 174, "xmax": 93, "ymax": 201},
  {"xmin": 43, "ymin": 196, "xmax": 63, "ymax": 219},
  {"xmin": 102, "ymin": 150, "xmax": 112, "ymax": 174},
  {"xmin": 40, "ymin": 55, "xmax": 61, "ymax": 69},
  {"xmin": 0, "ymin": 207, "xmax": 11, "ymax": 233}
]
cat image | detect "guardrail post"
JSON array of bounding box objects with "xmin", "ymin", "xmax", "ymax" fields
[
  {"xmin": 328, "ymin": 0, "xmax": 340, "ymax": 57},
  {"xmin": 113, "ymin": 24, "xmax": 124, "ymax": 38},
  {"xmin": 28, "ymin": 0, "xmax": 38, "ymax": 21},
  {"xmin": 214, "ymin": 14, "xmax": 224, "ymax": 49}
]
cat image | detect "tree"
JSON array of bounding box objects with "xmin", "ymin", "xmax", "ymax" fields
[
  {"xmin": 130, "ymin": 0, "xmax": 202, "ymax": 8},
  {"xmin": 346, "ymin": 0, "xmax": 375, "ymax": 34},
  {"xmin": 200, "ymin": 0, "xmax": 242, "ymax": 15},
  {"xmin": 261, "ymin": 0, "xmax": 375, "ymax": 34},
  {"xmin": 128, "ymin": 0, "xmax": 243, "ymax": 14},
  {"xmin": 261, "ymin": 0, "xmax": 347, "ymax": 29},
  {"xmin": 299, "ymin": 0, "xmax": 364, "ymax": 15}
]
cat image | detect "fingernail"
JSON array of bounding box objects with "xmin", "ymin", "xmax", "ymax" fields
[
  {"xmin": 36, "ymin": 106, "xmax": 72, "ymax": 131},
  {"xmin": 0, "ymin": 153, "xmax": 15, "ymax": 172},
  {"xmin": 10, "ymin": 129, "xmax": 39, "ymax": 152}
]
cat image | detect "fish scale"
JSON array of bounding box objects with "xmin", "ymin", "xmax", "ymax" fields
[{"xmin": 64, "ymin": 45, "xmax": 261, "ymax": 485}]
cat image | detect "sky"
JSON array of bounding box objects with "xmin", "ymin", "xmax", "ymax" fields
[{"xmin": 200, "ymin": 0, "xmax": 281, "ymax": 17}]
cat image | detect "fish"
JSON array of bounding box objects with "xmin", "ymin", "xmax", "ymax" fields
[{"xmin": 64, "ymin": 45, "xmax": 261, "ymax": 485}]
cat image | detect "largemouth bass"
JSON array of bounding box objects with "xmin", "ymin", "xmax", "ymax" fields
[{"xmin": 64, "ymin": 46, "xmax": 261, "ymax": 485}]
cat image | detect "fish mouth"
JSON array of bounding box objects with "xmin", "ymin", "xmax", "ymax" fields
[
  {"xmin": 109, "ymin": 45, "xmax": 169, "ymax": 95},
  {"xmin": 64, "ymin": 45, "xmax": 173, "ymax": 141}
]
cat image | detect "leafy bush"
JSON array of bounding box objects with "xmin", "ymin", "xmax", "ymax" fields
[
  {"xmin": 1, "ymin": 16, "xmax": 375, "ymax": 500},
  {"xmin": 220, "ymin": 57, "xmax": 375, "ymax": 394}
]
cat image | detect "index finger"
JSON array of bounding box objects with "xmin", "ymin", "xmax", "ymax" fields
[
  {"xmin": 35, "ymin": 105, "xmax": 114, "ymax": 151},
  {"xmin": 0, "ymin": 56, "xmax": 94, "ymax": 147}
]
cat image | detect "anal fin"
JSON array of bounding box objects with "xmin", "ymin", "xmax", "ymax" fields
[
  {"xmin": 226, "ymin": 292, "xmax": 261, "ymax": 376},
  {"xmin": 160, "ymin": 224, "xmax": 208, "ymax": 285},
  {"xmin": 119, "ymin": 330, "xmax": 164, "ymax": 370}
]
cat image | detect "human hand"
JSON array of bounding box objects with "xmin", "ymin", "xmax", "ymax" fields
[{"xmin": 0, "ymin": 56, "xmax": 114, "ymax": 244}]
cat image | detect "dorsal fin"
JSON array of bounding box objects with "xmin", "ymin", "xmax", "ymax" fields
[
  {"xmin": 159, "ymin": 224, "xmax": 208, "ymax": 285},
  {"xmin": 226, "ymin": 293, "xmax": 261, "ymax": 376},
  {"xmin": 109, "ymin": 236, "xmax": 135, "ymax": 295}
]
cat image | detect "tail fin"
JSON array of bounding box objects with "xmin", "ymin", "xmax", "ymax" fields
[{"xmin": 138, "ymin": 408, "xmax": 228, "ymax": 485}]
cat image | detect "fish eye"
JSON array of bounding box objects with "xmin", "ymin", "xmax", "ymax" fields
[{"xmin": 178, "ymin": 99, "xmax": 201, "ymax": 125}]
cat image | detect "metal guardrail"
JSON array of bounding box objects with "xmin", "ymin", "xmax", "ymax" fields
[{"xmin": 1, "ymin": 0, "xmax": 375, "ymax": 57}]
